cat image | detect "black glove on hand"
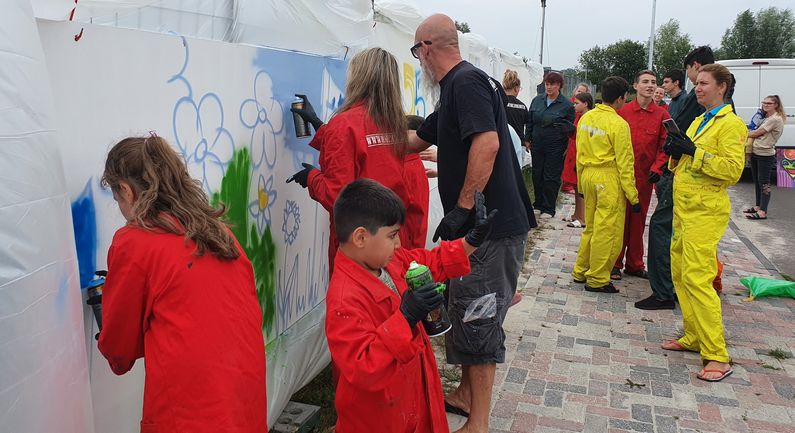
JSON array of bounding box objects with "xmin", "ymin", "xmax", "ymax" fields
[
  {"xmin": 669, "ymin": 134, "xmax": 697, "ymax": 157},
  {"xmin": 288, "ymin": 163, "xmax": 316, "ymax": 188},
  {"xmin": 648, "ymin": 171, "xmax": 661, "ymax": 184},
  {"xmin": 464, "ymin": 191, "xmax": 498, "ymax": 247},
  {"xmin": 631, "ymin": 203, "xmax": 642, "ymax": 213},
  {"xmin": 290, "ymin": 94, "xmax": 324, "ymax": 132},
  {"xmin": 400, "ymin": 282, "xmax": 444, "ymax": 328},
  {"xmin": 433, "ymin": 206, "xmax": 471, "ymax": 242}
]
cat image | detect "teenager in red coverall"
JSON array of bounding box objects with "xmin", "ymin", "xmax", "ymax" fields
[
  {"xmin": 290, "ymin": 48, "xmax": 426, "ymax": 272},
  {"xmin": 612, "ymin": 70, "xmax": 671, "ymax": 279},
  {"xmin": 98, "ymin": 135, "xmax": 267, "ymax": 433},
  {"xmin": 326, "ymin": 180, "xmax": 495, "ymax": 433}
]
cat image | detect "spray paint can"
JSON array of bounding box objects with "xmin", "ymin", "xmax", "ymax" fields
[
  {"xmin": 291, "ymin": 97, "xmax": 311, "ymax": 138},
  {"xmin": 405, "ymin": 261, "xmax": 452, "ymax": 337},
  {"xmin": 85, "ymin": 274, "xmax": 105, "ymax": 341}
]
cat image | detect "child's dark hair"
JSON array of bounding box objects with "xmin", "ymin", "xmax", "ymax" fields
[
  {"xmin": 101, "ymin": 135, "xmax": 240, "ymax": 260},
  {"xmin": 663, "ymin": 69, "xmax": 685, "ymax": 89},
  {"xmin": 333, "ymin": 178, "xmax": 406, "ymax": 243},
  {"xmin": 574, "ymin": 92, "xmax": 594, "ymax": 110},
  {"xmin": 683, "ymin": 46, "xmax": 714, "ymax": 68},
  {"xmin": 601, "ymin": 76, "xmax": 630, "ymax": 103},
  {"xmin": 406, "ymin": 115, "xmax": 425, "ymax": 131}
]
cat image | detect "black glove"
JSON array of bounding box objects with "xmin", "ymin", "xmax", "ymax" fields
[
  {"xmin": 400, "ymin": 282, "xmax": 444, "ymax": 328},
  {"xmin": 287, "ymin": 163, "xmax": 316, "ymax": 188},
  {"xmin": 668, "ymin": 134, "xmax": 697, "ymax": 157},
  {"xmin": 464, "ymin": 191, "xmax": 498, "ymax": 247},
  {"xmin": 433, "ymin": 206, "xmax": 471, "ymax": 242},
  {"xmin": 648, "ymin": 171, "xmax": 661, "ymax": 184},
  {"xmin": 290, "ymin": 94, "xmax": 324, "ymax": 132},
  {"xmin": 631, "ymin": 203, "xmax": 642, "ymax": 213}
]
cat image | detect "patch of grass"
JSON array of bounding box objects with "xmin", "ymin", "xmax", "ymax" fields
[
  {"xmin": 291, "ymin": 364, "xmax": 336, "ymax": 433},
  {"xmin": 767, "ymin": 348, "xmax": 793, "ymax": 360},
  {"xmin": 761, "ymin": 363, "xmax": 782, "ymax": 370}
]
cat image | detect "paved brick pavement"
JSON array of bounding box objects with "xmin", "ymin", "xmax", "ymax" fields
[{"xmin": 445, "ymin": 193, "xmax": 795, "ymax": 433}]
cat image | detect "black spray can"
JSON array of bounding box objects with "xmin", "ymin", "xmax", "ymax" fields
[
  {"xmin": 405, "ymin": 261, "xmax": 452, "ymax": 337},
  {"xmin": 292, "ymin": 97, "xmax": 311, "ymax": 138}
]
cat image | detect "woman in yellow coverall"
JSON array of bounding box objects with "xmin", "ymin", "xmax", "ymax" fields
[
  {"xmin": 572, "ymin": 76, "xmax": 640, "ymax": 293},
  {"xmin": 663, "ymin": 63, "xmax": 746, "ymax": 382}
]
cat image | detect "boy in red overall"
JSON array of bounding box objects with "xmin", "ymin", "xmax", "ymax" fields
[
  {"xmin": 612, "ymin": 70, "xmax": 671, "ymax": 279},
  {"xmin": 325, "ymin": 179, "xmax": 495, "ymax": 433}
]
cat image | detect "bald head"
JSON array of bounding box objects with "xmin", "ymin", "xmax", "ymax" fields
[{"xmin": 416, "ymin": 14, "xmax": 459, "ymax": 50}]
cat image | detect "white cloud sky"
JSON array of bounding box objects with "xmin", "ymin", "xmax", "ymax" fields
[{"xmin": 414, "ymin": 0, "xmax": 795, "ymax": 69}]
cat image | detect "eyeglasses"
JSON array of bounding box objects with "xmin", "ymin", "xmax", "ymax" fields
[{"xmin": 411, "ymin": 40, "xmax": 432, "ymax": 59}]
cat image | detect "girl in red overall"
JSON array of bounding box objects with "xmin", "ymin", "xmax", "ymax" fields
[
  {"xmin": 289, "ymin": 48, "xmax": 425, "ymax": 271},
  {"xmin": 561, "ymin": 91, "xmax": 593, "ymax": 227},
  {"xmin": 98, "ymin": 135, "xmax": 267, "ymax": 433}
]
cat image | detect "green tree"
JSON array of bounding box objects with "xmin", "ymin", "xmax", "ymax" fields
[
  {"xmin": 455, "ymin": 21, "xmax": 471, "ymax": 33},
  {"xmin": 653, "ymin": 19, "xmax": 694, "ymax": 75},
  {"xmin": 718, "ymin": 7, "xmax": 795, "ymax": 59},
  {"xmin": 718, "ymin": 9, "xmax": 757, "ymax": 59},
  {"xmin": 579, "ymin": 40, "xmax": 646, "ymax": 91}
]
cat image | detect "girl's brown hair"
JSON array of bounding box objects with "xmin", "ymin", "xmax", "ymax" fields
[
  {"xmin": 574, "ymin": 92, "xmax": 594, "ymax": 110},
  {"xmin": 765, "ymin": 95, "xmax": 787, "ymax": 121},
  {"xmin": 502, "ymin": 69, "xmax": 521, "ymax": 91},
  {"xmin": 337, "ymin": 47, "xmax": 408, "ymax": 158},
  {"xmin": 101, "ymin": 135, "xmax": 240, "ymax": 260},
  {"xmin": 698, "ymin": 63, "xmax": 733, "ymax": 97}
]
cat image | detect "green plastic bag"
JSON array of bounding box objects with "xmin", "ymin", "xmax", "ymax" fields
[{"xmin": 740, "ymin": 276, "xmax": 795, "ymax": 300}]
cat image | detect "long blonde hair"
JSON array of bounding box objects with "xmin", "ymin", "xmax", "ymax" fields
[
  {"xmin": 101, "ymin": 135, "xmax": 240, "ymax": 260},
  {"xmin": 338, "ymin": 47, "xmax": 408, "ymax": 158},
  {"xmin": 765, "ymin": 95, "xmax": 787, "ymax": 122}
]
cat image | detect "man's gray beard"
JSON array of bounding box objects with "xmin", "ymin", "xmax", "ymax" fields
[{"xmin": 420, "ymin": 65, "xmax": 441, "ymax": 110}]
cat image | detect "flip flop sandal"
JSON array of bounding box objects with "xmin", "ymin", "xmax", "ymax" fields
[
  {"xmin": 624, "ymin": 269, "xmax": 648, "ymax": 279},
  {"xmin": 742, "ymin": 207, "xmax": 758, "ymax": 213},
  {"xmin": 562, "ymin": 216, "xmax": 574, "ymax": 222},
  {"xmin": 610, "ymin": 267, "xmax": 622, "ymax": 280},
  {"xmin": 745, "ymin": 212, "xmax": 767, "ymax": 220},
  {"xmin": 444, "ymin": 401, "xmax": 469, "ymax": 417},
  {"xmin": 567, "ymin": 220, "xmax": 585, "ymax": 228},
  {"xmin": 661, "ymin": 340, "xmax": 689, "ymax": 351},
  {"xmin": 697, "ymin": 368, "xmax": 733, "ymax": 382}
]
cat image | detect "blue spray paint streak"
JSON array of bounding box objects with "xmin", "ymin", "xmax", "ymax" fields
[{"xmin": 71, "ymin": 180, "xmax": 97, "ymax": 289}]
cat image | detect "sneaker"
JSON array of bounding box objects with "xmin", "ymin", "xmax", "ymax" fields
[
  {"xmin": 540, "ymin": 213, "xmax": 553, "ymax": 219},
  {"xmin": 533, "ymin": 208, "xmax": 541, "ymax": 215},
  {"xmin": 634, "ymin": 295, "xmax": 675, "ymax": 310}
]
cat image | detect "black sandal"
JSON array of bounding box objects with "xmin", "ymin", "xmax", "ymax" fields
[
  {"xmin": 610, "ymin": 267, "xmax": 622, "ymax": 280},
  {"xmin": 745, "ymin": 212, "xmax": 767, "ymax": 220},
  {"xmin": 444, "ymin": 401, "xmax": 469, "ymax": 417},
  {"xmin": 585, "ymin": 282, "xmax": 619, "ymax": 293},
  {"xmin": 624, "ymin": 269, "xmax": 649, "ymax": 279},
  {"xmin": 743, "ymin": 207, "xmax": 758, "ymax": 214}
]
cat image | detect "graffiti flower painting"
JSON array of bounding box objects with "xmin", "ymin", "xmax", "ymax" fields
[
  {"xmin": 282, "ymin": 200, "xmax": 301, "ymax": 246},
  {"xmin": 249, "ymin": 174, "xmax": 277, "ymax": 235},
  {"xmin": 240, "ymin": 70, "xmax": 284, "ymax": 169}
]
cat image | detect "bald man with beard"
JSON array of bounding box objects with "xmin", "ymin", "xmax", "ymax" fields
[{"xmin": 408, "ymin": 14, "xmax": 536, "ymax": 433}]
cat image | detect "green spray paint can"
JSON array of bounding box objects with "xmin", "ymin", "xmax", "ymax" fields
[{"xmin": 405, "ymin": 261, "xmax": 452, "ymax": 337}]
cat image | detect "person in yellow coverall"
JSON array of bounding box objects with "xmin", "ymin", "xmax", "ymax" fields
[
  {"xmin": 663, "ymin": 63, "xmax": 746, "ymax": 382},
  {"xmin": 572, "ymin": 76, "xmax": 640, "ymax": 293}
]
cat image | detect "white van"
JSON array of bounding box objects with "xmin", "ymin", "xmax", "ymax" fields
[{"xmin": 719, "ymin": 58, "xmax": 795, "ymax": 148}]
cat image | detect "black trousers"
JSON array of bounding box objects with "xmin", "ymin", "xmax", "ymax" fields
[
  {"xmin": 647, "ymin": 172, "xmax": 675, "ymax": 301},
  {"xmin": 750, "ymin": 154, "xmax": 776, "ymax": 212},
  {"xmin": 531, "ymin": 142, "xmax": 566, "ymax": 215}
]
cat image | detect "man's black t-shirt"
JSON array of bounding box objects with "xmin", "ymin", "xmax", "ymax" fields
[
  {"xmin": 504, "ymin": 95, "xmax": 530, "ymax": 140},
  {"xmin": 416, "ymin": 61, "xmax": 536, "ymax": 239}
]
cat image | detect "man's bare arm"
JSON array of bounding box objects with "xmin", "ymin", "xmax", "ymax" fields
[
  {"xmin": 407, "ymin": 130, "xmax": 432, "ymax": 153},
  {"xmin": 458, "ymin": 131, "xmax": 499, "ymax": 209}
]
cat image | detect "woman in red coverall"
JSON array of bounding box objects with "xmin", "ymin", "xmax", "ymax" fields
[
  {"xmin": 562, "ymin": 90, "xmax": 593, "ymax": 228},
  {"xmin": 289, "ymin": 47, "xmax": 425, "ymax": 269},
  {"xmin": 99, "ymin": 135, "xmax": 267, "ymax": 433}
]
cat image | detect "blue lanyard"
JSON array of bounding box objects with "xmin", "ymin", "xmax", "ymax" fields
[{"xmin": 695, "ymin": 104, "xmax": 727, "ymax": 135}]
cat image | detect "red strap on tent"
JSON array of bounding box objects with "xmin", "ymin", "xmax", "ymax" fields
[{"xmin": 68, "ymin": 0, "xmax": 84, "ymax": 41}]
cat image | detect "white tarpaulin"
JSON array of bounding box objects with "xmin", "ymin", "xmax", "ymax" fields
[{"xmin": 0, "ymin": 3, "xmax": 94, "ymax": 433}]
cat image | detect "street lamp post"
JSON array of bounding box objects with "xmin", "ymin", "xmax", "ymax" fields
[
  {"xmin": 647, "ymin": 0, "xmax": 657, "ymax": 70},
  {"xmin": 539, "ymin": 0, "xmax": 547, "ymax": 65}
]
